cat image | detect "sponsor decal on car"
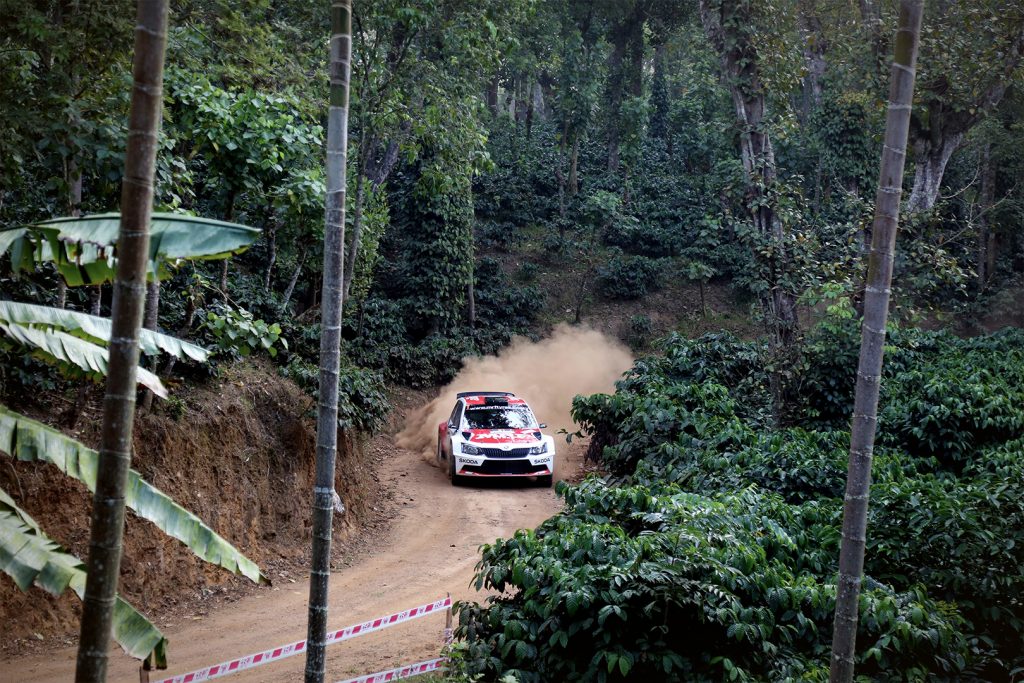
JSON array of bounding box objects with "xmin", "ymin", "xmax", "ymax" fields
[{"xmin": 467, "ymin": 429, "xmax": 540, "ymax": 444}]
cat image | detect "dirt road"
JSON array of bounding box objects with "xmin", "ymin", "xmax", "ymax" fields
[{"xmin": 3, "ymin": 428, "xmax": 579, "ymax": 682}]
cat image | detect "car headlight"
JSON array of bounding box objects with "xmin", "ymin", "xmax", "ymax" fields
[
  {"xmin": 461, "ymin": 443, "xmax": 482, "ymax": 455},
  {"xmin": 528, "ymin": 443, "xmax": 549, "ymax": 455}
]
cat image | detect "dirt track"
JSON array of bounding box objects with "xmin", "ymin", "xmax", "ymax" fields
[{"xmin": 2, "ymin": 425, "xmax": 579, "ymax": 682}]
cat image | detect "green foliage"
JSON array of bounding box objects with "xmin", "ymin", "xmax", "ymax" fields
[
  {"xmin": 595, "ymin": 251, "xmax": 666, "ymax": 301},
  {"xmin": 0, "ymin": 213, "xmax": 261, "ymax": 286},
  {"xmin": 625, "ymin": 314, "xmax": 653, "ymax": 351},
  {"xmin": 460, "ymin": 480, "xmax": 967, "ymax": 682},
  {"xmin": 0, "ymin": 489, "xmax": 168, "ymax": 668},
  {"xmin": 464, "ymin": 327, "xmax": 1024, "ymax": 680},
  {"xmin": 204, "ymin": 306, "xmax": 287, "ymax": 359},
  {"xmin": 279, "ymin": 358, "xmax": 390, "ymax": 434}
]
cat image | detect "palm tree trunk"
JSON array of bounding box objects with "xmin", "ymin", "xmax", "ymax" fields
[
  {"xmin": 829, "ymin": 3, "xmax": 923, "ymax": 681},
  {"xmin": 304, "ymin": 1, "xmax": 352, "ymax": 681},
  {"xmin": 75, "ymin": 1, "xmax": 168, "ymax": 680}
]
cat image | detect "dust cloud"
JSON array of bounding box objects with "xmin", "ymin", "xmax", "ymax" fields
[{"xmin": 396, "ymin": 324, "xmax": 634, "ymax": 465}]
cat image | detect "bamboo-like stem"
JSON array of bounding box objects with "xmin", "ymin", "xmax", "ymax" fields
[
  {"xmin": 304, "ymin": 1, "xmax": 352, "ymax": 681},
  {"xmin": 75, "ymin": 1, "xmax": 168, "ymax": 681},
  {"xmin": 828, "ymin": 2, "xmax": 923, "ymax": 681}
]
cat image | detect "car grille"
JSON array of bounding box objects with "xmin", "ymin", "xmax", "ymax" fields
[
  {"xmin": 478, "ymin": 446, "xmax": 533, "ymax": 458},
  {"xmin": 463, "ymin": 460, "xmax": 548, "ymax": 475}
]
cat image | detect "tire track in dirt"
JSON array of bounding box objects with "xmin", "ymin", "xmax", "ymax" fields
[{"xmin": 2, "ymin": 418, "xmax": 584, "ymax": 683}]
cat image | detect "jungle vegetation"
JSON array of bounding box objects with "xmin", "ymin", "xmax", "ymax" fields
[{"xmin": 1, "ymin": 0, "xmax": 1023, "ymax": 681}]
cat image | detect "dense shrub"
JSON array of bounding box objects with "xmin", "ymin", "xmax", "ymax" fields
[
  {"xmin": 279, "ymin": 358, "xmax": 389, "ymax": 433},
  {"xmin": 594, "ymin": 251, "xmax": 666, "ymax": 300},
  {"xmin": 345, "ymin": 258, "xmax": 541, "ymax": 387},
  {"xmin": 460, "ymin": 480, "xmax": 968, "ymax": 682},
  {"xmin": 461, "ymin": 327, "xmax": 1024, "ymax": 680}
]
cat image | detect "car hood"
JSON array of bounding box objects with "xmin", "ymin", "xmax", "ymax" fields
[{"xmin": 465, "ymin": 428, "xmax": 542, "ymax": 444}]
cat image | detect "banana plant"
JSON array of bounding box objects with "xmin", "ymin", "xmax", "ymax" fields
[
  {"xmin": 0, "ymin": 212, "xmax": 261, "ymax": 286},
  {"xmin": 0, "ymin": 300, "xmax": 210, "ymax": 398},
  {"xmin": 0, "ymin": 489, "xmax": 169, "ymax": 668},
  {"xmin": 0, "ymin": 407, "xmax": 267, "ymax": 584},
  {"xmin": 0, "ymin": 211, "xmax": 263, "ymax": 668}
]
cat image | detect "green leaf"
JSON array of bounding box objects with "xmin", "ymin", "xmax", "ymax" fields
[
  {"xmin": 0, "ymin": 300, "xmax": 208, "ymax": 362},
  {"xmin": 0, "ymin": 406, "xmax": 267, "ymax": 585},
  {"xmin": 0, "ymin": 323, "xmax": 167, "ymax": 398},
  {"xmin": 0, "ymin": 488, "xmax": 168, "ymax": 667},
  {"xmin": 0, "ymin": 213, "xmax": 261, "ymax": 285}
]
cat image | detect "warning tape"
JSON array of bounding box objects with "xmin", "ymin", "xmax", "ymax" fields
[
  {"xmin": 334, "ymin": 657, "xmax": 445, "ymax": 683},
  {"xmin": 152, "ymin": 597, "xmax": 451, "ymax": 683}
]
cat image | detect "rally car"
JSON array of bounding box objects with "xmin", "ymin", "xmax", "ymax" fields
[{"xmin": 437, "ymin": 391, "xmax": 555, "ymax": 487}]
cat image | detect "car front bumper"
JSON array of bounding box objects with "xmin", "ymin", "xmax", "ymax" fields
[{"xmin": 455, "ymin": 454, "xmax": 553, "ymax": 477}]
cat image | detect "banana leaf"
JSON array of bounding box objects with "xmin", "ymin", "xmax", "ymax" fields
[
  {"xmin": 0, "ymin": 488, "xmax": 168, "ymax": 667},
  {"xmin": 0, "ymin": 322, "xmax": 167, "ymax": 398},
  {"xmin": 0, "ymin": 213, "xmax": 261, "ymax": 286},
  {"xmin": 0, "ymin": 406, "xmax": 267, "ymax": 585},
  {"xmin": 0, "ymin": 300, "xmax": 208, "ymax": 361}
]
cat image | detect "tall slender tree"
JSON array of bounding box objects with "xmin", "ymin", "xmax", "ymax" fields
[
  {"xmin": 829, "ymin": 2, "xmax": 924, "ymax": 681},
  {"xmin": 700, "ymin": 0, "xmax": 798, "ymax": 423},
  {"xmin": 305, "ymin": 1, "xmax": 352, "ymax": 681},
  {"xmin": 74, "ymin": 1, "xmax": 169, "ymax": 681}
]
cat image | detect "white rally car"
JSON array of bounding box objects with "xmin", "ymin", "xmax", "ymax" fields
[{"xmin": 437, "ymin": 391, "xmax": 555, "ymax": 487}]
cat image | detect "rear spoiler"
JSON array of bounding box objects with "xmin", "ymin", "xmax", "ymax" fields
[{"xmin": 456, "ymin": 391, "xmax": 515, "ymax": 398}]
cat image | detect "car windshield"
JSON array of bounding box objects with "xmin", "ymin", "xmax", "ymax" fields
[{"xmin": 465, "ymin": 406, "xmax": 537, "ymax": 429}]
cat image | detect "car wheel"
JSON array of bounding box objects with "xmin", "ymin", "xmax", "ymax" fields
[
  {"xmin": 537, "ymin": 474, "xmax": 553, "ymax": 488},
  {"xmin": 449, "ymin": 452, "xmax": 464, "ymax": 487}
]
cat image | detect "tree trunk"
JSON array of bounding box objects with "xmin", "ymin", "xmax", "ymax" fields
[
  {"xmin": 977, "ymin": 142, "xmax": 995, "ymax": 290},
  {"xmin": 797, "ymin": 0, "xmax": 827, "ymax": 122},
  {"xmin": 486, "ymin": 75, "xmax": 499, "ymax": 116},
  {"xmin": 343, "ymin": 128, "xmax": 404, "ymax": 302},
  {"xmin": 75, "ymin": 1, "xmax": 167, "ymax": 680},
  {"xmin": 282, "ymin": 243, "xmax": 308, "ymax": 310},
  {"xmin": 701, "ymin": 0, "xmax": 799, "ymax": 418},
  {"xmin": 467, "ymin": 272, "xmax": 476, "ymax": 330},
  {"xmin": 829, "ymin": 3, "xmax": 923, "ymax": 681},
  {"xmin": 525, "ymin": 80, "xmax": 535, "ymax": 140},
  {"xmin": 904, "ymin": 28, "xmax": 1023, "ymax": 214},
  {"xmin": 304, "ymin": 1, "xmax": 351, "ymax": 681},
  {"xmin": 66, "ymin": 287, "xmax": 103, "ymax": 428},
  {"xmin": 139, "ymin": 279, "xmax": 161, "ymax": 412},
  {"xmin": 219, "ymin": 190, "xmax": 237, "ymax": 300},
  {"xmin": 263, "ymin": 222, "xmax": 277, "ymax": 290},
  {"xmin": 568, "ymin": 132, "xmax": 580, "ymax": 197},
  {"xmin": 531, "ymin": 80, "xmax": 546, "ymax": 121},
  {"xmin": 556, "ymin": 120, "xmax": 568, "ymax": 219},
  {"xmin": 605, "ymin": 29, "xmax": 626, "ymax": 172},
  {"xmin": 342, "ymin": 136, "xmax": 369, "ymax": 300},
  {"xmin": 57, "ymin": 154, "xmax": 83, "ymax": 310},
  {"xmin": 906, "ymin": 133, "xmax": 962, "ymax": 213}
]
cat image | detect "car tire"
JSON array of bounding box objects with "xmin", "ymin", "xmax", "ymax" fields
[
  {"xmin": 449, "ymin": 452, "xmax": 464, "ymax": 487},
  {"xmin": 537, "ymin": 474, "xmax": 553, "ymax": 488}
]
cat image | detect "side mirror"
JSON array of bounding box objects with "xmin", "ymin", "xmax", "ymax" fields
[{"xmin": 538, "ymin": 423, "xmax": 548, "ymax": 429}]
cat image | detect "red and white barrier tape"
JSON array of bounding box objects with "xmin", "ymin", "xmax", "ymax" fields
[
  {"xmin": 335, "ymin": 657, "xmax": 445, "ymax": 683},
  {"xmin": 152, "ymin": 597, "xmax": 451, "ymax": 683}
]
